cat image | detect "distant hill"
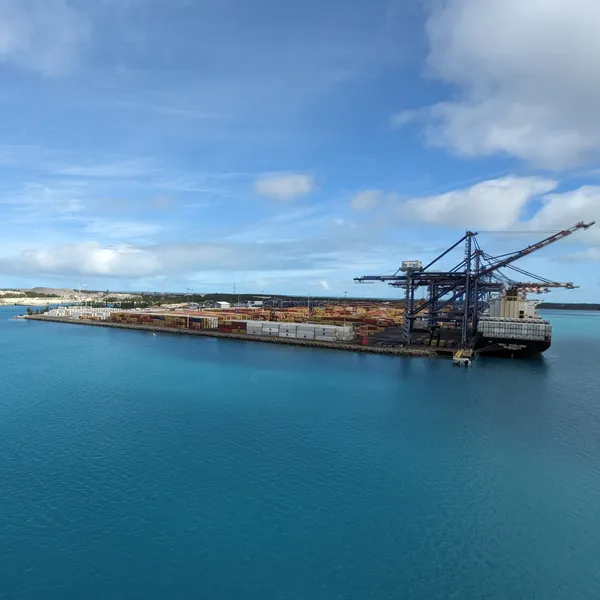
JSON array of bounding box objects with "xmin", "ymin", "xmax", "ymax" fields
[{"xmin": 26, "ymin": 287, "xmax": 74, "ymax": 297}]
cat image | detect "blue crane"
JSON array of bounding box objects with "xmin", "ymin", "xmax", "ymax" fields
[{"xmin": 354, "ymin": 221, "xmax": 595, "ymax": 348}]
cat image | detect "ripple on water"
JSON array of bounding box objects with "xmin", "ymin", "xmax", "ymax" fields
[{"xmin": 1, "ymin": 307, "xmax": 600, "ymax": 599}]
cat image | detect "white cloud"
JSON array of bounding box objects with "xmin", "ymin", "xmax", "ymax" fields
[
  {"xmin": 49, "ymin": 160, "xmax": 151, "ymax": 179},
  {"xmin": 85, "ymin": 220, "xmax": 164, "ymax": 239},
  {"xmin": 350, "ymin": 190, "xmax": 382, "ymax": 211},
  {"xmin": 254, "ymin": 173, "xmax": 314, "ymax": 201},
  {"xmin": 527, "ymin": 186, "xmax": 600, "ymax": 245},
  {"xmin": 0, "ymin": 0, "xmax": 90, "ymax": 76},
  {"xmin": 319, "ymin": 280, "xmax": 330, "ymax": 291},
  {"xmin": 399, "ymin": 176, "xmax": 557, "ymax": 229},
  {"xmin": 391, "ymin": 110, "xmax": 418, "ymax": 129},
  {"xmin": 421, "ymin": 0, "xmax": 600, "ymax": 169},
  {"xmin": 2, "ymin": 243, "xmax": 160, "ymax": 279},
  {"xmin": 3, "ymin": 182, "xmax": 88, "ymax": 214},
  {"xmin": 0, "ymin": 238, "xmax": 338, "ymax": 280},
  {"xmin": 567, "ymin": 248, "xmax": 600, "ymax": 262},
  {"xmin": 112, "ymin": 99, "xmax": 226, "ymax": 121}
]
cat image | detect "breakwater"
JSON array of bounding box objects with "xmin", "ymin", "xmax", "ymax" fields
[{"xmin": 24, "ymin": 315, "xmax": 438, "ymax": 358}]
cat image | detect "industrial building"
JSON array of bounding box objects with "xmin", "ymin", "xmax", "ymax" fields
[{"xmin": 46, "ymin": 307, "xmax": 119, "ymax": 321}]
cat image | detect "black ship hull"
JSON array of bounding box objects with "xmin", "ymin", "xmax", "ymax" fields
[{"xmin": 474, "ymin": 335, "xmax": 551, "ymax": 358}]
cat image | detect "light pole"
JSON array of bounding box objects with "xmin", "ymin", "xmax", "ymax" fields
[
  {"xmin": 186, "ymin": 287, "xmax": 192, "ymax": 328},
  {"xmin": 344, "ymin": 291, "xmax": 347, "ymax": 327}
]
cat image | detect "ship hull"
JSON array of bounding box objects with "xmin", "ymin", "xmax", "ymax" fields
[{"xmin": 474, "ymin": 336, "xmax": 551, "ymax": 358}]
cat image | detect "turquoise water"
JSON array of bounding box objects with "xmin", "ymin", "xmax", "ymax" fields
[{"xmin": 2, "ymin": 306, "xmax": 600, "ymax": 599}]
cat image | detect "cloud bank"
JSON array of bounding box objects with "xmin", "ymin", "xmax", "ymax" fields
[
  {"xmin": 0, "ymin": 0, "xmax": 90, "ymax": 76},
  {"xmin": 420, "ymin": 0, "xmax": 600, "ymax": 169}
]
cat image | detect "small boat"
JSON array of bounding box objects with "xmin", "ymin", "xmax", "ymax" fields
[{"xmin": 453, "ymin": 349, "xmax": 472, "ymax": 367}]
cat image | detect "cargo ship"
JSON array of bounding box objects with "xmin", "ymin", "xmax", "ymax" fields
[{"xmin": 474, "ymin": 288, "xmax": 552, "ymax": 357}]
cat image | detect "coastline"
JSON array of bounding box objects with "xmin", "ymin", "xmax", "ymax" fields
[
  {"xmin": 0, "ymin": 299, "xmax": 63, "ymax": 306},
  {"xmin": 23, "ymin": 315, "xmax": 440, "ymax": 358}
]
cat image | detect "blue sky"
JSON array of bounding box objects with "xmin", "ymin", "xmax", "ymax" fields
[{"xmin": 0, "ymin": 0, "xmax": 598, "ymax": 299}]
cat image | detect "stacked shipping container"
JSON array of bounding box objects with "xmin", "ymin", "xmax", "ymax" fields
[
  {"xmin": 109, "ymin": 312, "xmax": 218, "ymax": 330},
  {"xmin": 242, "ymin": 321, "xmax": 355, "ymax": 342},
  {"xmin": 478, "ymin": 318, "xmax": 551, "ymax": 341},
  {"xmin": 174, "ymin": 303, "xmax": 407, "ymax": 329},
  {"xmin": 107, "ymin": 312, "xmax": 355, "ymax": 342},
  {"xmin": 47, "ymin": 307, "xmax": 118, "ymax": 321}
]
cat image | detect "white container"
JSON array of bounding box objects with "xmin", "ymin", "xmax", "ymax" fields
[
  {"xmin": 297, "ymin": 331, "xmax": 315, "ymax": 340},
  {"xmin": 315, "ymin": 335, "xmax": 334, "ymax": 342}
]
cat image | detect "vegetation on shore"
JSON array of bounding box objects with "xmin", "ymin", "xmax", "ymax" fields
[
  {"xmin": 79, "ymin": 292, "xmax": 389, "ymax": 310},
  {"xmin": 6, "ymin": 289, "xmax": 599, "ymax": 312},
  {"xmin": 25, "ymin": 306, "xmax": 51, "ymax": 316},
  {"xmin": 23, "ymin": 292, "xmax": 60, "ymax": 298}
]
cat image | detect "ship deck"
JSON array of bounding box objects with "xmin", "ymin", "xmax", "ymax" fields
[{"xmin": 369, "ymin": 326, "xmax": 466, "ymax": 356}]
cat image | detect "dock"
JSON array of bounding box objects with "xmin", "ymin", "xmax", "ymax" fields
[{"xmin": 23, "ymin": 315, "xmax": 442, "ymax": 359}]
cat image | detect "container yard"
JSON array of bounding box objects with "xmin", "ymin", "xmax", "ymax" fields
[
  {"xmin": 104, "ymin": 305, "xmax": 384, "ymax": 345},
  {"xmin": 25, "ymin": 313, "xmax": 434, "ymax": 358},
  {"xmin": 31, "ymin": 302, "xmax": 440, "ymax": 358},
  {"xmin": 104, "ymin": 302, "xmax": 409, "ymax": 338}
]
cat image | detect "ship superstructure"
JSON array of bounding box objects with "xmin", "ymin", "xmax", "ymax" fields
[{"xmin": 475, "ymin": 287, "xmax": 551, "ymax": 357}]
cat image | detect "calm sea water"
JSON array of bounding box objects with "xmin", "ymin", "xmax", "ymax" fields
[{"xmin": 1, "ymin": 306, "xmax": 600, "ymax": 600}]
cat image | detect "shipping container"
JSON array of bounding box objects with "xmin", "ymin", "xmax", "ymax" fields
[{"xmin": 297, "ymin": 330, "xmax": 315, "ymax": 340}]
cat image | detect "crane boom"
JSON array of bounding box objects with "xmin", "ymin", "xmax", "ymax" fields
[
  {"xmin": 410, "ymin": 223, "xmax": 591, "ymax": 317},
  {"xmin": 476, "ymin": 221, "xmax": 595, "ymax": 280},
  {"xmin": 511, "ymin": 282, "xmax": 577, "ymax": 289}
]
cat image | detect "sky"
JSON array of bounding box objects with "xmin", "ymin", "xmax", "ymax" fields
[{"xmin": 0, "ymin": 0, "xmax": 599, "ymax": 300}]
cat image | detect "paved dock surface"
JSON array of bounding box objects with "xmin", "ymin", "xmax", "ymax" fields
[{"xmin": 24, "ymin": 315, "xmax": 442, "ymax": 358}]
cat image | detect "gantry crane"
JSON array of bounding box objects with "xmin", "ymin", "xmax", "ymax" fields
[
  {"xmin": 355, "ymin": 221, "xmax": 595, "ymax": 348},
  {"xmin": 510, "ymin": 283, "xmax": 577, "ymax": 294}
]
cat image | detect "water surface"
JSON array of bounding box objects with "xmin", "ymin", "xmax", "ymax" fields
[{"xmin": 2, "ymin": 307, "xmax": 600, "ymax": 599}]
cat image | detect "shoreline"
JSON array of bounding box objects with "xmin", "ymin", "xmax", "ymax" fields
[
  {"xmin": 1, "ymin": 299, "xmax": 65, "ymax": 306},
  {"xmin": 23, "ymin": 315, "xmax": 442, "ymax": 358}
]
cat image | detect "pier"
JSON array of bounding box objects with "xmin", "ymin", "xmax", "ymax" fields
[{"xmin": 24, "ymin": 315, "xmax": 440, "ymax": 358}]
